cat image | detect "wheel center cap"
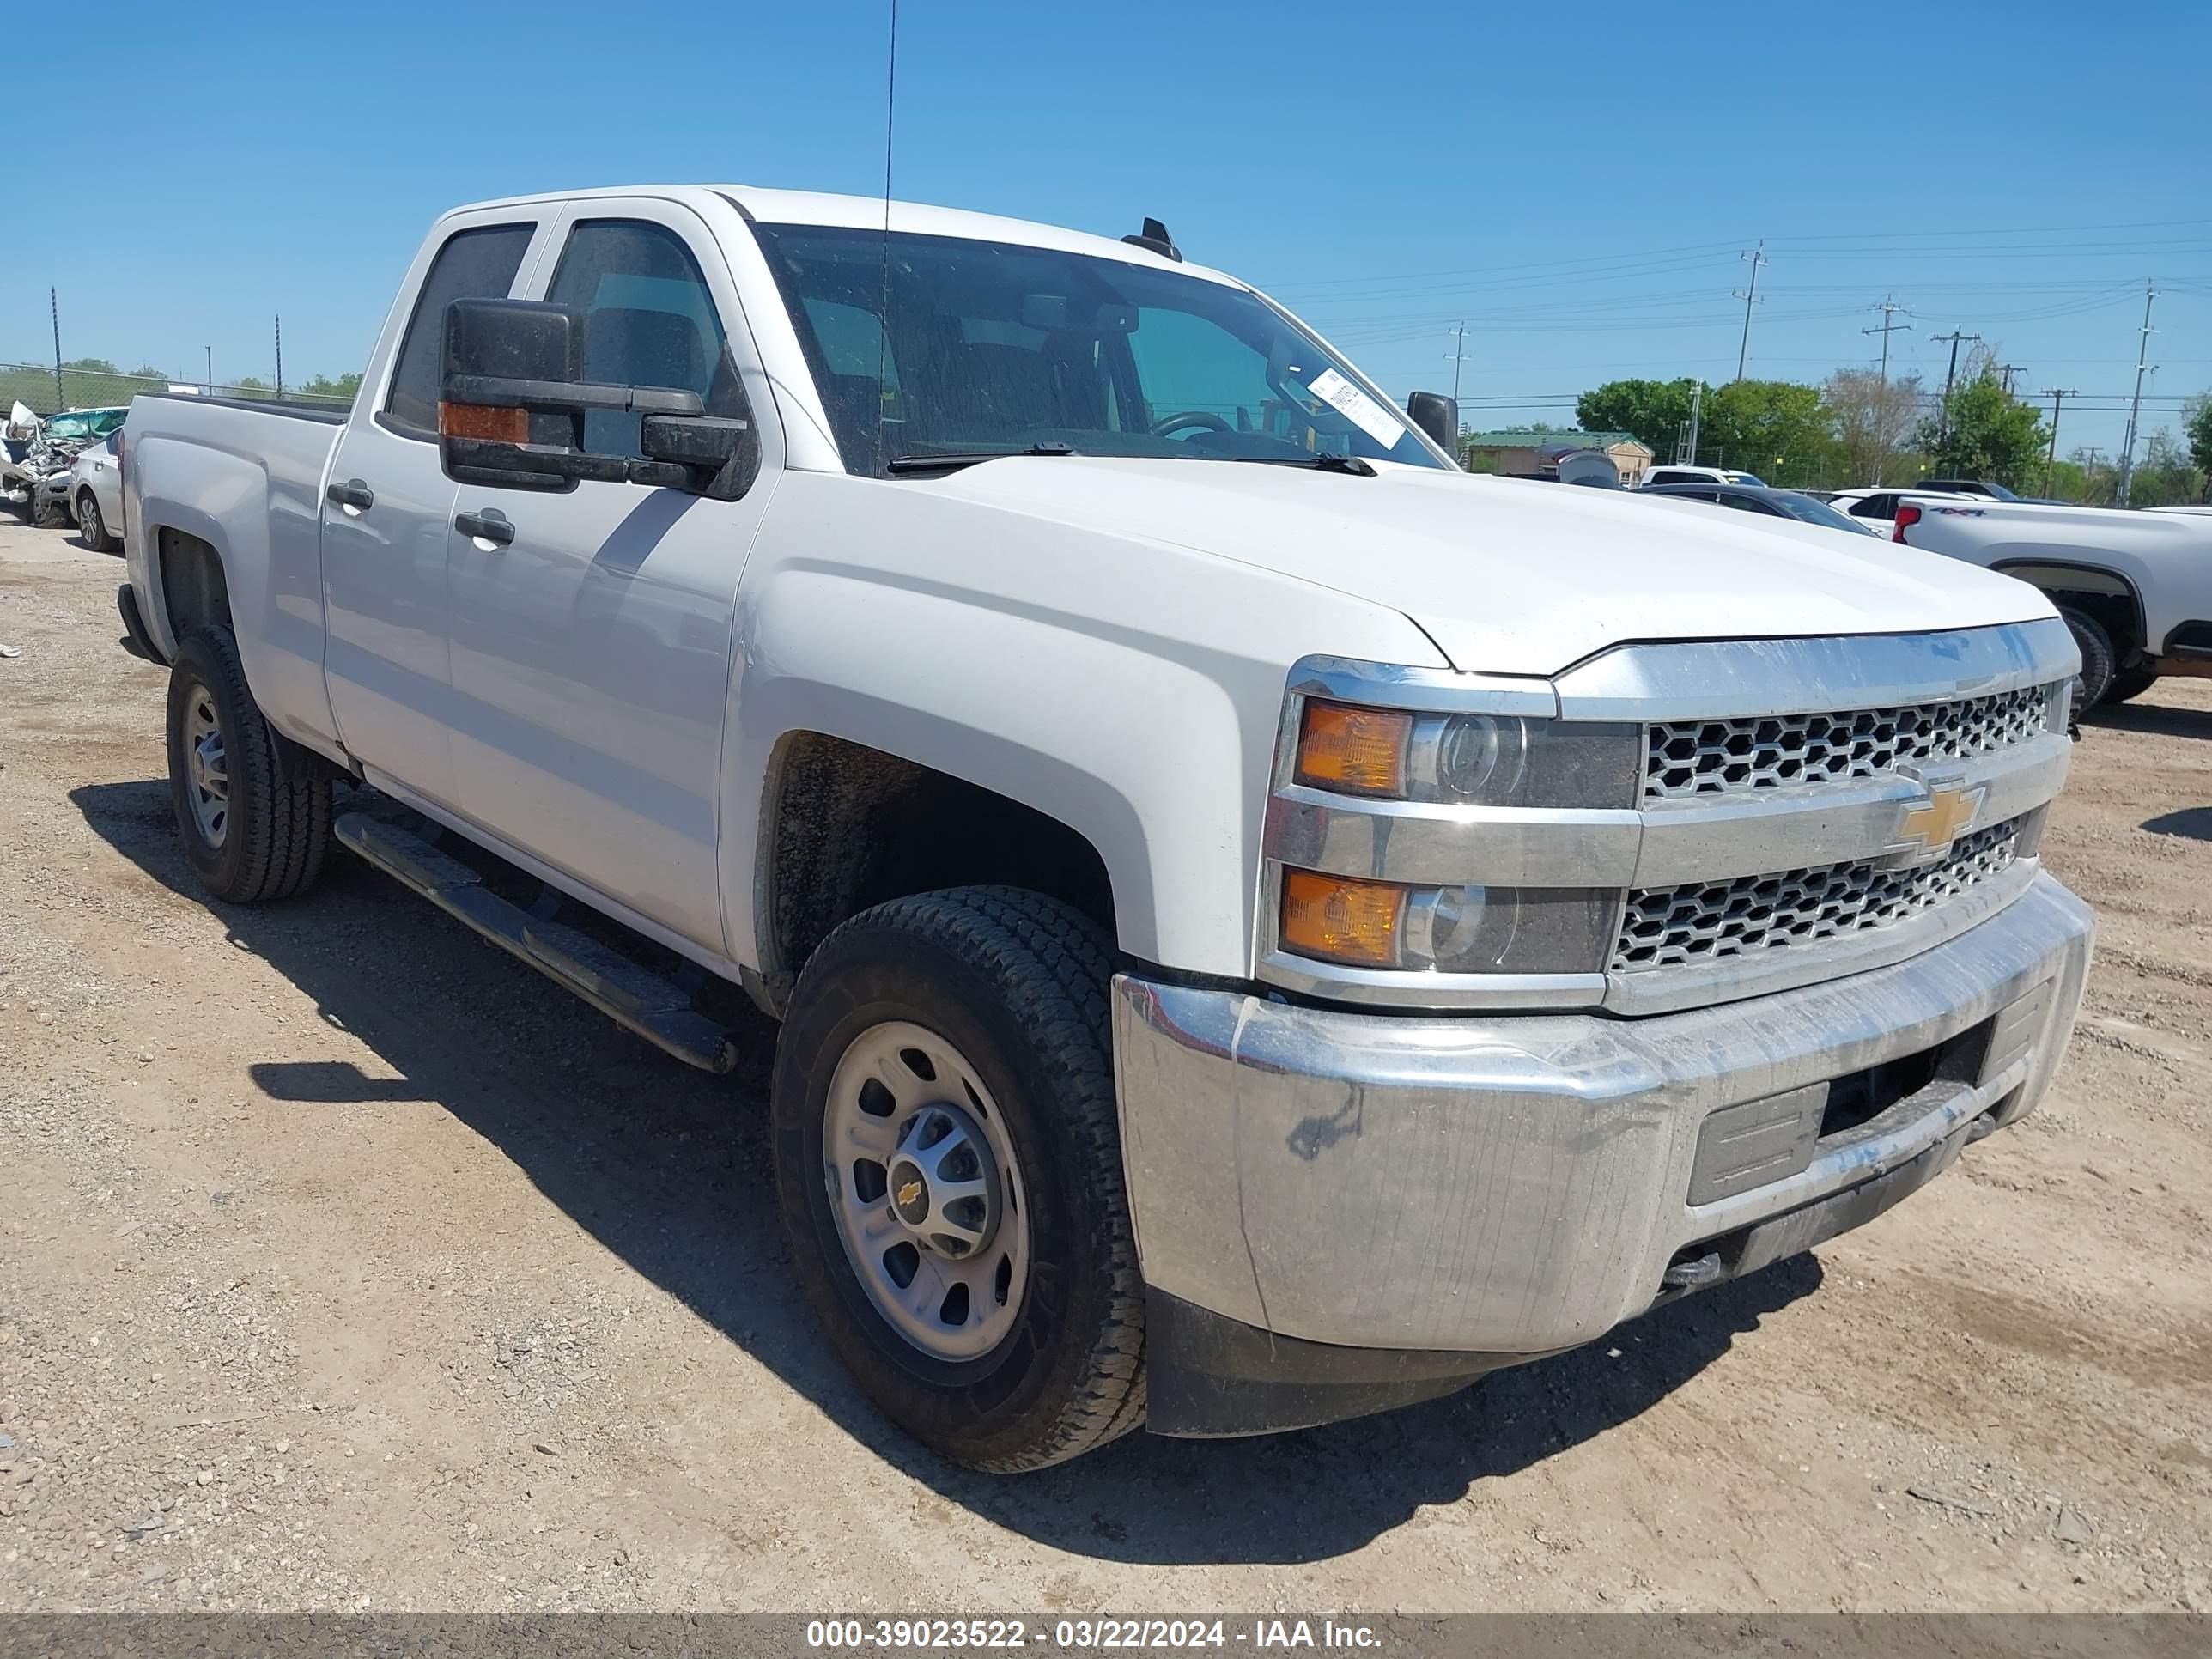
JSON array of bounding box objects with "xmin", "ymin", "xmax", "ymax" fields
[{"xmin": 890, "ymin": 1160, "xmax": 931, "ymax": 1226}]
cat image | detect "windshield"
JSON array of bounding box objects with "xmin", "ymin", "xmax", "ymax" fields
[
  {"xmin": 1773, "ymin": 491, "xmax": 1880, "ymax": 534},
  {"xmin": 1721, "ymin": 470, "xmax": 1768, "ymax": 487},
  {"xmin": 45, "ymin": 409, "xmax": 125, "ymax": 441},
  {"xmin": 751, "ymin": 225, "xmax": 1449, "ymax": 476}
]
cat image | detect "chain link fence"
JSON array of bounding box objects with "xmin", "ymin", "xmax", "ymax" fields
[{"xmin": 2, "ymin": 362, "xmax": 351, "ymax": 418}]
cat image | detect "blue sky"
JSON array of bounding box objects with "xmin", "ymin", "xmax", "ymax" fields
[{"xmin": 9, "ymin": 0, "xmax": 2207, "ymax": 457}]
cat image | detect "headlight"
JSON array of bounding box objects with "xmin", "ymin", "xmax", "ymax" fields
[
  {"xmin": 1280, "ymin": 871, "xmax": 1616, "ymax": 974},
  {"xmin": 1293, "ymin": 700, "xmax": 1640, "ymax": 808}
]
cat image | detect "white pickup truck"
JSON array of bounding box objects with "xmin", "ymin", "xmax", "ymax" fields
[
  {"xmin": 1893, "ymin": 498, "xmax": 2212, "ymax": 706},
  {"xmin": 115, "ymin": 185, "xmax": 2094, "ymax": 1471}
]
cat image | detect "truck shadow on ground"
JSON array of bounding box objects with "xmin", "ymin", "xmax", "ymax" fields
[
  {"xmin": 75, "ymin": 775, "xmax": 1823, "ymax": 1566},
  {"xmin": 2142, "ymin": 806, "xmax": 2212, "ymax": 843},
  {"xmin": 2086, "ymin": 701, "xmax": 2212, "ymax": 741}
]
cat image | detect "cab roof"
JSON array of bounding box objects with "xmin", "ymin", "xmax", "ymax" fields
[{"xmin": 438, "ymin": 183, "xmax": 1243, "ymax": 289}]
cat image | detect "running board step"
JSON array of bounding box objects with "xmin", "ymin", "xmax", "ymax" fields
[{"xmin": 333, "ymin": 812, "xmax": 740, "ymax": 1075}]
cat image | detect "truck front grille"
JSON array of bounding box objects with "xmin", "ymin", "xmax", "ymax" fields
[
  {"xmin": 1611, "ymin": 818, "xmax": 2021, "ymax": 973},
  {"xmin": 1643, "ymin": 684, "xmax": 2056, "ymax": 800}
]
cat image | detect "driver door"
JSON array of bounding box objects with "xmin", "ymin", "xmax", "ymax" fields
[{"xmin": 441, "ymin": 200, "xmax": 783, "ymax": 952}]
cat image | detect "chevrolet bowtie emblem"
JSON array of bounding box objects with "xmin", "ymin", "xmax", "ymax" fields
[
  {"xmin": 1889, "ymin": 778, "xmax": 1986, "ymax": 864},
  {"xmin": 896, "ymin": 1180, "xmax": 924, "ymax": 1209}
]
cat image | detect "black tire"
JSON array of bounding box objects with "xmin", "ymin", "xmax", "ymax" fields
[
  {"xmin": 165, "ymin": 624, "xmax": 332, "ymax": 903},
  {"xmin": 2105, "ymin": 664, "xmax": 2159, "ymax": 704},
  {"xmin": 28, "ymin": 489, "xmax": 63, "ymax": 529},
  {"xmin": 76, "ymin": 489, "xmax": 114, "ymax": 553},
  {"xmin": 772, "ymin": 885, "xmax": 1145, "ymax": 1472},
  {"xmin": 2057, "ymin": 605, "xmax": 2117, "ymax": 708}
]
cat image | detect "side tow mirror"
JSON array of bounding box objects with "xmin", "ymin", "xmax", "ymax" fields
[
  {"xmin": 1405, "ymin": 391, "xmax": 1459, "ymax": 458},
  {"xmin": 437, "ymin": 297, "xmax": 755, "ymax": 497}
]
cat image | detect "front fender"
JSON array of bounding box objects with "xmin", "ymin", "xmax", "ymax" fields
[{"xmin": 720, "ymin": 471, "xmax": 1444, "ymax": 979}]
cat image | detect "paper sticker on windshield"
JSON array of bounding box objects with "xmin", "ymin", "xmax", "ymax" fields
[{"xmin": 1304, "ymin": 368, "xmax": 1403, "ymax": 450}]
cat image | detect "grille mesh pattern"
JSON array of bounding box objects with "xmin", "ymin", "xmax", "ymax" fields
[
  {"xmin": 1612, "ymin": 819, "xmax": 2021, "ymax": 973},
  {"xmin": 1644, "ymin": 685, "xmax": 2053, "ymax": 800}
]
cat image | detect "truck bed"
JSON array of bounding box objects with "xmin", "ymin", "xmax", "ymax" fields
[{"xmin": 125, "ymin": 389, "xmax": 350, "ymax": 757}]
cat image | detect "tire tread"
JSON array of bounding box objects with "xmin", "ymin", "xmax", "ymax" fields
[
  {"xmin": 172, "ymin": 624, "xmax": 331, "ymax": 903},
  {"xmin": 803, "ymin": 885, "xmax": 1146, "ymax": 1471}
]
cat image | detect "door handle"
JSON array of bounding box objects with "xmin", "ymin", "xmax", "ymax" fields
[
  {"xmin": 454, "ymin": 507, "xmax": 514, "ymax": 547},
  {"xmin": 325, "ymin": 477, "xmax": 374, "ymax": 514}
]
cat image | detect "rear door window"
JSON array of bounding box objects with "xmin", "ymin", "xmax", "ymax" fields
[{"xmin": 383, "ymin": 223, "xmax": 536, "ymax": 434}]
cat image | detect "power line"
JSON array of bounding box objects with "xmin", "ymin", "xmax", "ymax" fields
[{"xmin": 1995, "ymin": 362, "xmax": 2026, "ymax": 394}]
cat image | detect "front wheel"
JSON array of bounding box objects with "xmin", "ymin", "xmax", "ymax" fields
[
  {"xmin": 772, "ymin": 886, "xmax": 1145, "ymax": 1471},
  {"xmin": 2105, "ymin": 664, "xmax": 2159, "ymax": 705},
  {"xmin": 165, "ymin": 624, "xmax": 332, "ymax": 903},
  {"xmin": 2057, "ymin": 605, "xmax": 2117, "ymax": 708}
]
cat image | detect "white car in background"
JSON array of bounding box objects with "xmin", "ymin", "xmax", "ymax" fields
[
  {"xmin": 1639, "ymin": 464, "xmax": 1768, "ymax": 489},
  {"xmin": 67, "ymin": 428, "xmax": 125, "ymax": 551}
]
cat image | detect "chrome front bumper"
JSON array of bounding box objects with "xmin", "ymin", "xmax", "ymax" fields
[{"xmin": 1112, "ymin": 872, "xmax": 2093, "ymax": 1358}]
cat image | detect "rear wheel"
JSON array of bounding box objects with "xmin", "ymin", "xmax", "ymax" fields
[
  {"xmin": 2105, "ymin": 664, "xmax": 2159, "ymax": 705},
  {"xmin": 2057, "ymin": 605, "xmax": 2117, "ymax": 708},
  {"xmin": 76, "ymin": 489, "xmax": 114, "ymax": 552},
  {"xmin": 772, "ymin": 886, "xmax": 1145, "ymax": 1471},
  {"xmin": 165, "ymin": 624, "xmax": 332, "ymax": 902}
]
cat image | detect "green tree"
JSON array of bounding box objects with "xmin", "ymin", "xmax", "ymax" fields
[
  {"xmin": 1701, "ymin": 380, "xmax": 1830, "ymax": 485},
  {"xmin": 1915, "ymin": 373, "xmax": 2047, "ymax": 488},
  {"xmin": 127, "ymin": 365, "xmax": 166, "ymax": 380},
  {"xmin": 2185, "ymin": 392, "xmax": 2212, "ymax": 501},
  {"xmin": 299, "ymin": 371, "xmax": 363, "ymax": 402},
  {"xmin": 63, "ymin": 356, "xmax": 118, "ymax": 374},
  {"xmin": 2125, "ymin": 428, "xmax": 2206, "ymax": 508},
  {"xmin": 1574, "ymin": 378, "xmax": 1702, "ymax": 458}
]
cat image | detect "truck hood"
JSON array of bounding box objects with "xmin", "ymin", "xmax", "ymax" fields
[{"xmin": 935, "ymin": 458, "xmax": 2055, "ymax": 676}]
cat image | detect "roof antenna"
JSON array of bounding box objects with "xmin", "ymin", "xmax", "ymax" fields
[
  {"xmin": 1122, "ymin": 216, "xmax": 1182, "ymax": 263},
  {"xmin": 873, "ymin": 0, "xmax": 898, "ymax": 476}
]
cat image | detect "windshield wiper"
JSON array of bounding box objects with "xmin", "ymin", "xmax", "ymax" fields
[
  {"xmin": 886, "ymin": 441, "xmax": 1077, "ymax": 474},
  {"xmin": 1229, "ymin": 453, "xmax": 1376, "ymax": 477}
]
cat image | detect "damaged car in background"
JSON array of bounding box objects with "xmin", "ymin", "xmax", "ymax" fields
[{"xmin": 3, "ymin": 404, "xmax": 127, "ymax": 525}]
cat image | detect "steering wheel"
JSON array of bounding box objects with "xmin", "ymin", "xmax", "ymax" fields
[{"xmin": 1150, "ymin": 410, "xmax": 1235, "ymax": 439}]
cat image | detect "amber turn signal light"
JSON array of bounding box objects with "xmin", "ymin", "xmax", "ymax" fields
[
  {"xmin": 1295, "ymin": 701, "xmax": 1411, "ymax": 797},
  {"xmin": 440, "ymin": 401, "xmax": 528, "ymax": 443},
  {"xmin": 1280, "ymin": 870, "xmax": 1407, "ymax": 969}
]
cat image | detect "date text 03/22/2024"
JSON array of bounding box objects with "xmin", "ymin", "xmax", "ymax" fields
[{"xmin": 804, "ymin": 1620, "xmax": 1384, "ymax": 1650}]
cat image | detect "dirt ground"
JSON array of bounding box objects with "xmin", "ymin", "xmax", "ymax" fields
[{"xmin": 0, "ymin": 518, "xmax": 2207, "ymax": 1615}]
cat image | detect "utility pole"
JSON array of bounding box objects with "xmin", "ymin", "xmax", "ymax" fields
[
  {"xmin": 2040, "ymin": 388, "xmax": 2077, "ymax": 498},
  {"xmin": 1862, "ymin": 296, "xmax": 1911, "ymax": 484},
  {"xmin": 1731, "ymin": 242, "xmax": 1767, "ymax": 380},
  {"xmin": 50, "ymin": 289, "xmax": 64, "ymax": 411},
  {"xmin": 1684, "ymin": 380, "xmax": 1704, "ymax": 465},
  {"xmin": 1995, "ymin": 362, "xmax": 2025, "ymax": 396},
  {"xmin": 204, "ymin": 346, "xmax": 213, "ymax": 397},
  {"xmin": 2115, "ymin": 278, "xmax": 2159, "ymax": 507},
  {"xmin": 1863, "ymin": 295, "xmax": 1911, "ymax": 383},
  {"xmin": 1931, "ymin": 330, "xmax": 1983, "ymax": 452},
  {"xmin": 275, "ymin": 316, "xmax": 284, "ymax": 400},
  {"xmin": 1446, "ymin": 321, "xmax": 1470, "ymax": 406}
]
